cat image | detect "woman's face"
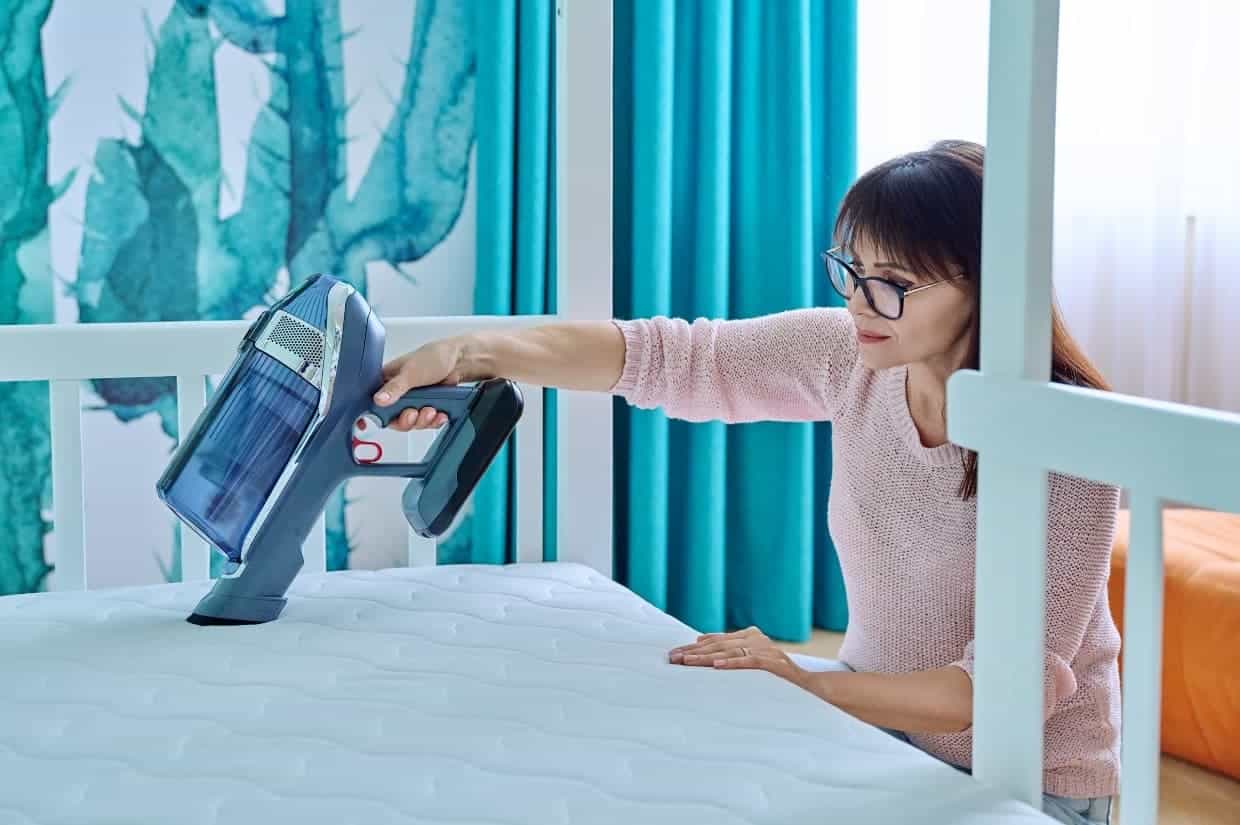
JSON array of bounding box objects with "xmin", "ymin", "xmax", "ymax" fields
[{"xmin": 842, "ymin": 234, "xmax": 975, "ymax": 372}]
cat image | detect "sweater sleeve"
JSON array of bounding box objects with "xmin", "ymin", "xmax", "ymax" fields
[
  {"xmin": 949, "ymin": 473, "xmax": 1121, "ymax": 720},
  {"xmin": 608, "ymin": 308, "xmax": 859, "ymax": 424}
]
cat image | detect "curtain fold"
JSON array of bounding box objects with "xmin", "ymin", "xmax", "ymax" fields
[{"xmin": 615, "ymin": 0, "xmax": 857, "ymax": 641}]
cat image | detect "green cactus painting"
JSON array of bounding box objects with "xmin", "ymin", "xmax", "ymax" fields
[
  {"xmin": 0, "ymin": 0, "xmax": 477, "ymax": 591},
  {"xmin": 0, "ymin": 0, "xmax": 74, "ymax": 595},
  {"xmin": 78, "ymin": 0, "xmax": 474, "ymax": 430}
]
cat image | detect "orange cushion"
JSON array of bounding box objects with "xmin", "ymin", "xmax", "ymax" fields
[{"xmin": 1108, "ymin": 508, "xmax": 1240, "ymax": 781}]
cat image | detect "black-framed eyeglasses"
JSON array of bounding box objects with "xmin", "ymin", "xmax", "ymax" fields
[{"xmin": 822, "ymin": 246, "xmax": 964, "ymax": 320}]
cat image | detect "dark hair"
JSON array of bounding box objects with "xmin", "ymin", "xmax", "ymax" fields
[{"xmin": 833, "ymin": 139, "xmax": 1110, "ymax": 499}]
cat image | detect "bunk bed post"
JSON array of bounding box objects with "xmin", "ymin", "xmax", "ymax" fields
[
  {"xmin": 553, "ymin": 0, "xmax": 615, "ymax": 577},
  {"xmin": 971, "ymin": 0, "xmax": 1062, "ymax": 809}
]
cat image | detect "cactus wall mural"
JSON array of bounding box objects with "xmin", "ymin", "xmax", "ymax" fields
[
  {"xmin": 0, "ymin": 0, "xmax": 66, "ymax": 594},
  {"xmin": 0, "ymin": 0, "xmax": 479, "ymax": 593}
]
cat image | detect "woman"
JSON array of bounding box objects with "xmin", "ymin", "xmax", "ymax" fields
[{"xmin": 373, "ymin": 140, "xmax": 1121, "ymax": 825}]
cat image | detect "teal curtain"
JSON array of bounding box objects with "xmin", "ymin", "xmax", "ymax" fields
[
  {"xmin": 467, "ymin": 0, "xmax": 557, "ymax": 565},
  {"xmin": 614, "ymin": 0, "xmax": 857, "ymax": 641},
  {"xmin": 468, "ymin": 0, "xmax": 857, "ymax": 643}
]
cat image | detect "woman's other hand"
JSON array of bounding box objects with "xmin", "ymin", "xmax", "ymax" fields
[{"xmin": 669, "ymin": 626, "xmax": 811, "ymax": 689}]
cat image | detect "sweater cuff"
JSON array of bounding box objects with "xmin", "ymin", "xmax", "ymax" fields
[
  {"xmin": 949, "ymin": 648, "xmax": 1078, "ymax": 720},
  {"xmin": 609, "ymin": 319, "xmax": 646, "ymax": 396}
]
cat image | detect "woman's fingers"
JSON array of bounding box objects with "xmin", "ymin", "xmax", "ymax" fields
[
  {"xmin": 671, "ymin": 628, "xmax": 754, "ymax": 654},
  {"xmin": 669, "ymin": 627, "xmax": 770, "ymax": 664},
  {"xmin": 669, "ymin": 641, "xmax": 734, "ymax": 663},
  {"xmin": 671, "ymin": 640, "xmax": 730, "ymax": 658},
  {"xmin": 678, "ymin": 650, "xmax": 748, "ymax": 666},
  {"xmin": 389, "ymin": 407, "xmax": 452, "ymax": 433},
  {"xmin": 693, "ymin": 627, "xmax": 757, "ymax": 643},
  {"xmin": 672, "ymin": 644, "xmax": 759, "ymax": 666},
  {"xmin": 714, "ymin": 647, "xmax": 773, "ymax": 667},
  {"xmin": 390, "ymin": 409, "xmax": 417, "ymax": 432}
]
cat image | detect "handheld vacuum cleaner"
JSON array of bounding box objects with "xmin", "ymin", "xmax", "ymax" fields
[{"xmin": 155, "ymin": 274, "xmax": 523, "ymax": 626}]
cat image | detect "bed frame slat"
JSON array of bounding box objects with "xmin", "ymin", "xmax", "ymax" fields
[
  {"xmin": 407, "ymin": 533, "xmax": 437, "ymax": 568},
  {"xmin": 515, "ymin": 386, "xmax": 544, "ymax": 563},
  {"xmin": 49, "ymin": 380, "xmax": 87, "ymax": 591},
  {"xmin": 971, "ymin": 459, "xmax": 1048, "ymax": 805},
  {"xmin": 175, "ymin": 374, "xmax": 211, "ymax": 581},
  {"xmin": 1119, "ymin": 494, "xmax": 1165, "ymax": 825},
  {"xmin": 947, "ymin": 373, "xmax": 1240, "ymax": 516},
  {"xmin": 969, "ymin": 0, "xmax": 1063, "ymax": 807},
  {"xmin": 554, "ymin": 0, "xmax": 614, "ymax": 577},
  {"xmin": 305, "ymin": 512, "xmax": 327, "ymax": 574}
]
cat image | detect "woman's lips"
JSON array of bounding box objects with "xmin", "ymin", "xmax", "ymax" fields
[{"xmin": 857, "ymin": 330, "xmax": 890, "ymax": 344}]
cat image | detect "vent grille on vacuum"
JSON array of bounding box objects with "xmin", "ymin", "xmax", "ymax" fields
[{"xmin": 269, "ymin": 315, "xmax": 324, "ymax": 368}]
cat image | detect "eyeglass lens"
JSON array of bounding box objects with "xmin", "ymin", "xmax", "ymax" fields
[{"xmin": 825, "ymin": 256, "xmax": 902, "ymax": 318}]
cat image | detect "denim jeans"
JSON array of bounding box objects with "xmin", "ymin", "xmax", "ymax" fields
[{"xmin": 787, "ymin": 654, "xmax": 1114, "ymax": 825}]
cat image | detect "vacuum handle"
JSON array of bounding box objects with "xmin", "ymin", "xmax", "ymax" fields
[
  {"xmin": 368, "ymin": 384, "xmax": 476, "ymax": 427},
  {"xmin": 351, "ymin": 383, "xmax": 482, "ymax": 479}
]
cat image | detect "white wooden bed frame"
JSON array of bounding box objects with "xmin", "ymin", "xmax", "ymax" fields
[{"xmin": 1, "ymin": 3, "xmax": 1237, "ymax": 824}]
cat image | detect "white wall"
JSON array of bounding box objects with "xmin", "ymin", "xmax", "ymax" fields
[
  {"xmin": 856, "ymin": 0, "xmax": 990, "ymax": 172},
  {"xmin": 857, "ymin": 0, "xmax": 1240, "ymax": 414}
]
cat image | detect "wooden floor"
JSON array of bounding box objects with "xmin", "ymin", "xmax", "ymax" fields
[{"xmin": 779, "ymin": 632, "xmax": 1240, "ymax": 825}]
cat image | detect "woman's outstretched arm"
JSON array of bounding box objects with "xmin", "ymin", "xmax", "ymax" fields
[
  {"xmin": 376, "ymin": 308, "xmax": 860, "ymax": 428},
  {"xmin": 608, "ymin": 309, "xmax": 857, "ymax": 423}
]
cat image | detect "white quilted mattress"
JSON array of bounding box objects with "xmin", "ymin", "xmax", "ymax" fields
[{"xmin": 1, "ymin": 562, "xmax": 1052, "ymax": 824}]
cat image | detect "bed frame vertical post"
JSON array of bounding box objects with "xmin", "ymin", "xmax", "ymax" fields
[
  {"xmin": 971, "ymin": 0, "xmax": 1062, "ymax": 808},
  {"xmin": 49, "ymin": 380, "xmax": 87, "ymax": 591},
  {"xmin": 305, "ymin": 513, "xmax": 327, "ymax": 574},
  {"xmin": 514, "ymin": 387, "xmax": 546, "ymax": 564},
  {"xmin": 1120, "ymin": 494, "xmax": 1165, "ymax": 825},
  {"xmin": 553, "ymin": 0, "xmax": 614, "ymax": 577}
]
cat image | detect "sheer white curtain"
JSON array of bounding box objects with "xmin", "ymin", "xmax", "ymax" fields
[{"xmin": 858, "ymin": 0, "xmax": 1240, "ymax": 413}]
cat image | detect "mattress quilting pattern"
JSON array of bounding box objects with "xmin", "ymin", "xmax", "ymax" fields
[{"xmin": 0, "ymin": 561, "xmax": 1050, "ymax": 824}]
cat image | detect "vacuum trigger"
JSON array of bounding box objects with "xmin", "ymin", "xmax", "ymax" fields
[
  {"xmin": 352, "ymin": 436, "xmax": 383, "ymax": 464},
  {"xmin": 351, "ymin": 414, "xmax": 384, "ymax": 464}
]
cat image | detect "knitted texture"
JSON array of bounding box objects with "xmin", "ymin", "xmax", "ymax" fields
[{"xmin": 610, "ymin": 308, "xmax": 1122, "ymax": 800}]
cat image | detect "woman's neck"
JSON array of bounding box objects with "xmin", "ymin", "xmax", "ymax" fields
[{"xmin": 905, "ymin": 343, "xmax": 972, "ymax": 449}]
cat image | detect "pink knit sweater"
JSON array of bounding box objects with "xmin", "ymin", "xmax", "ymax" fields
[{"xmin": 609, "ymin": 308, "xmax": 1122, "ymax": 800}]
